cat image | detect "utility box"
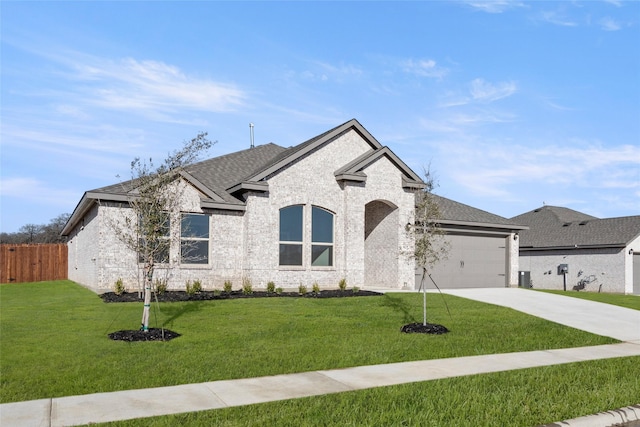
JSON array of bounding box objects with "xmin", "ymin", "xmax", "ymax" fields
[
  {"xmin": 558, "ymin": 264, "xmax": 568, "ymax": 275},
  {"xmin": 519, "ymin": 271, "xmax": 531, "ymax": 288}
]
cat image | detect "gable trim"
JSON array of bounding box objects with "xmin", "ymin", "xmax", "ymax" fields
[{"xmin": 244, "ymin": 119, "xmax": 384, "ymax": 183}]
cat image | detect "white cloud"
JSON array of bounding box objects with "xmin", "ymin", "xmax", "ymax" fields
[
  {"xmin": 539, "ymin": 10, "xmax": 578, "ymax": 27},
  {"xmin": 462, "ymin": 1, "xmax": 527, "ymax": 14},
  {"xmin": 69, "ymin": 57, "xmax": 245, "ymax": 115},
  {"xmin": 469, "ymin": 78, "xmax": 517, "ymax": 102},
  {"xmin": 0, "ymin": 177, "xmax": 79, "ymax": 207},
  {"xmin": 599, "ymin": 17, "xmax": 622, "ymax": 31},
  {"xmin": 401, "ymin": 59, "xmax": 448, "ymax": 79}
]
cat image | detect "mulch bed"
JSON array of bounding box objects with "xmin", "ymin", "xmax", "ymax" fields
[
  {"xmin": 108, "ymin": 328, "xmax": 181, "ymax": 342},
  {"xmin": 401, "ymin": 322, "xmax": 449, "ymax": 334},
  {"xmin": 100, "ymin": 289, "xmax": 382, "ymax": 303}
]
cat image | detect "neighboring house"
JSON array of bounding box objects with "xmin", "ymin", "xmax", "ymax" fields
[
  {"xmin": 417, "ymin": 195, "xmax": 527, "ymax": 289},
  {"xmin": 62, "ymin": 119, "xmax": 425, "ymax": 292},
  {"xmin": 512, "ymin": 206, "xmax": 640, "ymax": 294}
]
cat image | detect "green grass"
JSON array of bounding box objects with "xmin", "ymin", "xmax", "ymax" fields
[
  {"xmin": 0, "ymin": 280, "xmax": 622, "ymax": 404},
  {"xmin": 537, "ymin": 289, "xmax": 640, "ymax": 311},
  {"xmin": 101, "ymin": 357, "xmax": 640, "ymax": 426}
]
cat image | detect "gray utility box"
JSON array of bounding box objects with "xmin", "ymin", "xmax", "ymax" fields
[{"xmin": 519, "ymin": 271, "xmax": 531, "ymax": 288}]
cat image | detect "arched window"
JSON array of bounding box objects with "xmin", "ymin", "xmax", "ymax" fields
[
  {"xmin": 311, "ymin": 206, "xmax": 333, "ymax": 267},
  {"xmin": 279, "ymin": 205, "xmax": 334, "ymax": 267}
]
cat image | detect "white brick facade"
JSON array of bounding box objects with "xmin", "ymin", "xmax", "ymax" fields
[{"xmin": 67, "ymin": 127, "xmax": 417, "ymax": 293}]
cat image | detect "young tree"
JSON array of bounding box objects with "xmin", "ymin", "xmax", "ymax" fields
[
  {"xmin": 408, "ymin": 167, "xmax": 450, "ymax": 326},
  {"xmin": 109, "ymin": 133, "xmax": 213, "ymax": 332}
]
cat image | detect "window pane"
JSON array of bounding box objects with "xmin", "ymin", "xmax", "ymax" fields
[
  {"xmin": 280, "ymin": 206, "xmax": 303, "ymax": 242},
  {"xmin": 181, "ymin": 214, "xmax": 209, "ymax": 238},
  {"xmin": 280, "ymin": 244, "xmax": 302, "ymax": 266},
  {"xmin": 312, "ymin": 207, "xmax": 333, "ymax": 243},
  {"xmin": 181, "ymin": 240, "xmax": 209, "ymax": 264},
  {"xmin": 312, "ymin": 245, "xmax": 333, "ymax": 267},
  {"xmin": 138, "ymin": 238, "xmax": 169, "ymax": 264},
  {"xmin": 139, "ymin": 213, "xmax": 170, "ymax": 237}
]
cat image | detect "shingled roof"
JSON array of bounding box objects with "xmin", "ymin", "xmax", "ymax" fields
[
  {"xmin": 62, "ymin": 119, "xmax": 424, "ymax": 236},
  {"xmin": 433, "ymin": 194, "xmax": 525, "ymax": 228},
  {"xmin": 512, "ymin": 206, "xmax": 640, "ymax": 250}
]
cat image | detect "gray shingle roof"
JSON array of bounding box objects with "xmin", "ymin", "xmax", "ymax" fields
[
  {"xmin": 512, "ymin": 206, "xmax": 640, "ymax": 249},
  {"xmin": 431, "ymin": 194, "xmax": 525, "ymax": 229}
]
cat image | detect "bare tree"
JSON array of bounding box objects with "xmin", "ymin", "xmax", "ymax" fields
[
  {"xmin": 407, "ymin": 167, "xmax": 450, "ymax": 326},
  {"xmin": 108, "ymin": 133, "xmax": 213, "ymax": 332}
]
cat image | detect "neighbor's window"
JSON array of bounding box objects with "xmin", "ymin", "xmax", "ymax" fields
[
  {"xmin": 138, "ymin": 212, "xmax": 170, "ymax": 264},
  {"xmin": 181, "ymin": 213, "xmax": 209, "ymax": 264},
  {"xmin": 279, "ymin": 205, "xmax": 303, "ymax": 266},
  {"xmin": 311, "ymin": 206, "xmax": 334, "ymax": 266}
]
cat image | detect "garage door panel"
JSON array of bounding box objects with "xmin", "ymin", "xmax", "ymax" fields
[{"xmin": 416, "ymin": 234, "xmax": 506, "ymax": 289}]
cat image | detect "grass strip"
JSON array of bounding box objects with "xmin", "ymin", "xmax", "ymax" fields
[
  {"xmin": 537, "ymin": 289, "xmax": 640, "ymax": 311},
  {"xmin": 99, "ymin": 356, "xmax": 640, "ymax": 426}
]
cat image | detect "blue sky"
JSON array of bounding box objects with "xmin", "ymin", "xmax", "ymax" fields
[{"xmin": 1, "ymin": 1, "xmax": 639, "ymax": 233}]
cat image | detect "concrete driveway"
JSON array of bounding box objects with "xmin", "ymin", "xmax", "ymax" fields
[{"xmin": 440, "ymin": 287, "xmax": 640, "ymax": 342}]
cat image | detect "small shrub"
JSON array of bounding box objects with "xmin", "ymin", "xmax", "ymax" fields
[
  {"xmin": 223, "ymin": 280, "xmax": 233, "ymax": 294},
  {"xmin": 352, "ymin": 286, "xmax": 360, "ymax": 294},
  {"xmin": 338, "ymin": 278, "xmax": 347, "ymax": 291},
  {"xmin": 266, "ymin": 281, "xmax": 276, "ymax": 293},
  {"xmin": 213, "ymin": 289, "xmax": 221, "ymax": 297},
  {"xmin": 298, "ymin": 284, "xmax": 308, "ymax": 295},
  {"xmin": 192, "ymin": 279, "xmax": 202, "ymax": 293},
  {"xmin": 242, "ymin": 277, "xmax": 253, "ymax": 295},
  {"xmin": 154, "ymin": 279, "xmax": 168, "ymax": 295},
  {"xmin": 186, "ymin": 280, "xmax": 202, "ymax": 295},
  {"xmin": 275, "ymin": 287, "xmax": 283, "ymax": 295},
  {"xmin": 114, "ymin": 278, "xmax": 125, "ymax": 295},
  {"xmin": 312, "ymin": 282, "xmax": 320, "ymax": 294}
]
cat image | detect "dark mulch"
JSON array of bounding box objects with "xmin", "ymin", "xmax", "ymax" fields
[
  {"xmin": 401, "ymin": 322, "xmax": 449, "ymax": 334},
  {"xmin": 101, "ymin": 289, "xmax": 382, "ymax": 303},
  {"xmin": 108, "ymin": 328, "xmax": 181, "ymax": 342}
]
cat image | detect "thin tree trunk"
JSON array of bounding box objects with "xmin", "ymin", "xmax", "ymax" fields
[
  {"xmin": 422, "ymin": 267, "xmax": 427, "ymax": 326},
  {"xmin": 141, "ymin": 264, "xmax": 153, "ymax": 331}
]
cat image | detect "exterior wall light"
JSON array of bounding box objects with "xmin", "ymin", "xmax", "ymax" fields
[{"xmin": 630, "ymin": 249, "xmax": 634, "ymax": 255}]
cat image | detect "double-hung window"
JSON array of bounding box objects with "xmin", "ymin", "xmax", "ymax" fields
[
  {"xmin": 279, "ymin": 205, "xmax": 334, "ymax": 267},
  {"xmin": 279, "ymin": 205, "xmax": 303, "ymax": 266},
  {"xmin": 138, "ymin": 212, "xmax": 170, "ymax": 264},
  {"xmin": 181, "ymin": 213, "xmax": 209, "ymax": 264}
]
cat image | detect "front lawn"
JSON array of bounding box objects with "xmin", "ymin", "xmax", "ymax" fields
[
  {"xmin": 538, "ymin": 289, "xmax": 640, "ymax": 311},
  {"xmin": 0, "ymin": 280, "xmax": 621, "ymax": 404}
]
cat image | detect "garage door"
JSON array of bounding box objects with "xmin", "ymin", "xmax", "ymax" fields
[{"xmin": 415, "ymin": 234, "xmax": 507, "ymax": 289}]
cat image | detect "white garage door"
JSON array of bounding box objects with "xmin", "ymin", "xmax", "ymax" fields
[{"xmin": 416, "ymin": 234, "xmax": 507, "ymax": 289}]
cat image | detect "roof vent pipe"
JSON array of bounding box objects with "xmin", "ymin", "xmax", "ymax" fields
[{"xmin": 249, "ymin": 123, "xmax": 255, "ymax": 149}]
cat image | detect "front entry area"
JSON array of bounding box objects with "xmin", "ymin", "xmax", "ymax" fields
[{"xmin": 416, "ymin": 234, "xmax": 508, "ymax": 289}]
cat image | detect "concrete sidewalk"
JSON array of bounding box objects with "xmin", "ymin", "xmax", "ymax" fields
[
  {"xmin": 2, "ymin": 342, "xmax": 639, "ymax": 426},
  {"xmin": 2, "ymin": 288, "xmax": 639, "ymax": 426}
]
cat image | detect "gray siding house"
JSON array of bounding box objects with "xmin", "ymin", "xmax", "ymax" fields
[
  {"xmin": 512, "ymin": 206, "xmax": 640, "ymax": 294},
  {"xmin": 418, "ymin": 196, "xmax": 527, "ymax": 290},
  {"xmin": 62, "ymin": 119, "xmax": 424, "ymax": 292}
]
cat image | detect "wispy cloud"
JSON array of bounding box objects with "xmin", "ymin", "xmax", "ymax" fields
[
  {"xmin": 469, "ymin": 78, "xmax": 517, "ymax": 102},
  {"xmin": 462, "ymin": 1, "xmax": 527, "ymax": 14},
  {"xmin": 599, "ymin": 17, "xmax": 622, "ymax": 31},
  {"xmin": 539, "ymin": 10, "xmax": 578, "ymax": 27},
  {"xmin": 401, "ymin": 58, "xmax": 448, "ymax": 79},
  {"xmin": 68, "ymin": 57, "xmax": 246, "ymax": 116},
  {"xmin": 0, "ymin": 177, "xmax": 80, "ymax": 208}
]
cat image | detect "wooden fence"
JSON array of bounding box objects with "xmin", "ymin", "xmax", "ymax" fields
[{"xmin": 0, "ymin": 244, "xmax": 68, "ymax": 284}]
